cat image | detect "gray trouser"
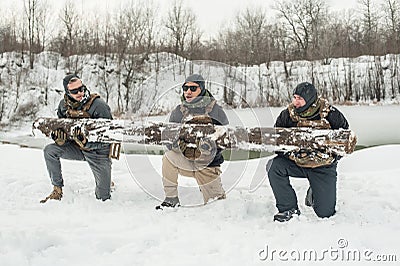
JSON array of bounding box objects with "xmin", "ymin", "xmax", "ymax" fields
[
  {"xmin": 267, "ymin": 156, "xmax": 337, "ymax": 218},
  {"xmin": 43, "ymin": 141, "xmax": 112, "ymax": 200}
]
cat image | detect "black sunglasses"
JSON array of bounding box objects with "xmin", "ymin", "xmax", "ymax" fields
[
  {"xmin": 68, "ymin": 85, "xmax": 85, "ymax": 95},
  {"xmin": 182, "ymin": 85, "xmax": 199, "ymax": 92}
]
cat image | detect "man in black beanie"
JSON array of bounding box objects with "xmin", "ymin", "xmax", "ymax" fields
[
  {"xmin": 156, "ymin": 74, "xmax": 229, "ymax": 210},
  {"xmin": 40, "ymin": 74, "xmax": 117, "ymax": 203},
  {"xmin": 292, "ymin": 82, "xmax": 317, "ymax": 113},
  {"xmin": 266, "ymin": 81, "xmax": 350, "ymax": 222}
]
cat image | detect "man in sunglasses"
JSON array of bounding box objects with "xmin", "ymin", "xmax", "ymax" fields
[
  {"xmin": 156, "ymin": 74, "xmax": 229, "ymax": 210},
  {"xmin": 41, "ymin": 74, "xmax": 114, "ymax": 203}
]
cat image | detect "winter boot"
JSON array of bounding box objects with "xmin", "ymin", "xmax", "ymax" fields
[
  {"xmin": 273, "ymin": 208, "xmax": 301, "ymax": 222},
  {"xmin": 217, "ymin": 193, "xmax": 226, "ymax": 200},
  {"xmin": 203, "ymin": 192, "xmax": 227, "ymax": 204},
  {"xmin": 305, "ymin": 187, "xmax": 313, "ymax": 207},
  {"xmin": 40, "ymin": 185, "xmax": 63, "ymax": 203},
  {"xmin": 155, "ymin": 196, "xmax": 180, "ymax": 210}
]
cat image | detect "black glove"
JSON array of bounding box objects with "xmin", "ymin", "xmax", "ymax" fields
[
  {"xmin": 51, "ymin": 128, "xmax": 67, "ymax": 146},
  {"xmin": 72, "ymin": 127, "xmax": 87, "ymax": 148}
]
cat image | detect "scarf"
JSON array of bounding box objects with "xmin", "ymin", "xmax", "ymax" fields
[
  {"xmin": 65, "ymin": 88, "xmax": 91, "ymax": 110},
  {"xmin": 296, "ymin": 97, "xmax": 322, "ymax": 119},
  {"xmin": 181, "ymin": 90, "xmax": 213, "ymax": 109}
]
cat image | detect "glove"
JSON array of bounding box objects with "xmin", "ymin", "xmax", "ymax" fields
[
  {"xmin": 198, "ymin": 138, "xmax": 214, "ymax": 156},
  {"xmin": 72, "ymin": 126, "xmax": 87, "ymax": 149},
  {"xmin": 51, "ymin": 128, "xmax": 67, "ymax": 146}
]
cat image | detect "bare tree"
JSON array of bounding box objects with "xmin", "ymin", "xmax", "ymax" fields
[
  {"xmin": 126, "ymin": 2, "xmax": 156, "ymax": 113},
  {"xmin": 165, "ymin": 0, "xmax": 199, "ymax": 57},
  {"xmin": 234, "ymin": 7, "xmax": 269, "ymax": 65},
  {"xmin": 0, "ymin": 9, "xmax": 23, "ymax": 53},
  {"xmin": 330, "ymin": 10, "xmax": 363, "ymax": 58},
  {"xmin": 185, "ymin": 25, "xmax": 203, "ymax": 60},
  {"xmin": 59, "ymin": 0, "xmax": 79, "ymax": 57},
  {"xmin": 112, "ymin": 11, "xmax": 130, "ymax": 113},
  {"xmin": 95, "ymin": 12, "xmax": 114, "ymax": 104},
  {"xmin": 24, "ymin": 0, "xmax": 39, "ymax": 69},
  {"xmin": 270, "ymin": 23, "xmax": 292, "ymax": 74},
  {"xmin": 34, "ymin": 0, "xmax": 53, "ymax": 53},
  {"xmin": 357, "ymin": 0, "xmax": 379, "ymax": 54},
  {"xmin": 274, "ymin": 0, "xmax": 328, "ymax": 60},
  {"xmin": 112, "ymin": 1, "xmax": 156, "ymax": 113},
  {"xmin": 23, "ymin": 0, "xmax": 51, "ymax": 67},
  {"xmin": 217, "ymin": 7, "xmax": 271, "ymax": 65},
  {"xmin": 217, "ymin": 7, "xmax": 270, "ymax": 105},
  {"xmin": 382, "ymin": 0, "xmax": 400, "ymax": 54}
]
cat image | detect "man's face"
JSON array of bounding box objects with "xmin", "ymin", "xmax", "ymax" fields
[
  {"xmin": 67, "ymin": 78, "xmax": 85, "ymax": 101},
  {"xmin": 292, "ymin": 94, "xmax": 306, "ymax": 108},
  {"xmin": 183, "ymin": 81, "xmax": 202, "ymax": 102}
]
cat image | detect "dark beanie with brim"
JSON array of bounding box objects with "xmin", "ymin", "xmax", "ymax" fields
[
  {"xmin": 183, "ymin": 74, "xmax": 206, "ymax": 94},
  {"xmin": 293, "ymin": 82, "xmax": 317, "ymax": 113}
]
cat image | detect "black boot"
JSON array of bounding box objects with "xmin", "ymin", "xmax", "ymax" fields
[
  {"xmin": 155, "ymin": 196, "xmax": 180, "ymax": 210},
  {"xmin": 273, "ymin": 208, "xmax": 301, "ymax": 222},
  {"xmin": 305, "ymin": 187, "xmax": 313, "ymax": 207}
]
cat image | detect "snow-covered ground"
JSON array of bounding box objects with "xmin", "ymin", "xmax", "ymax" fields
[{"xmin": 0, "ymin": 142, "xmax": 399, "ymax": 265}]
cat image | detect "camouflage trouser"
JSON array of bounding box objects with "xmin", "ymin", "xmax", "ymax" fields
[
  {"xmin": 162, "ymin": 151, "xmax": 225, "ymax": 204},
  {"xmin": 43, "ymin": 141, "xmax": 112, "ymax": 201}
]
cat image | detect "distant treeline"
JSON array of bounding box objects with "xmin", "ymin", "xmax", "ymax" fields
[{"xmin": 0, "ymin": 0, "xmax": 399, "ymax": 68}]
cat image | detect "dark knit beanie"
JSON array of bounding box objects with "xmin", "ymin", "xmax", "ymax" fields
[
  {"xmin": 293, "ymin": 82, "xmax": 317, "ymax": 112},
  {"xmin": 183, "ymin": 74, "xmax": 205, "ymax": 93},
  {"xmin": 63, "ymin": 74, "xmax": 80, "ymax": 92}
]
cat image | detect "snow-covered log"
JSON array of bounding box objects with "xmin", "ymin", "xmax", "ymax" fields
[{"xmin": 33, "ymin": 117, "xmax": 357, "ymax": 155}]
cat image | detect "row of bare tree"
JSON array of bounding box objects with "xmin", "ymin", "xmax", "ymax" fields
[{"xmin": 0, "ymin": 0, "xmax": 399, "ymax": 68}]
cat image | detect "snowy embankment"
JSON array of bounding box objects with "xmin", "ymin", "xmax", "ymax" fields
[
  {"xmin": 1, "ymin": 51, "xmax": 400, "ymax": 125},
  {"xmin": 0, "ymin": 143, "xmax": 399, "ymax": 266}
]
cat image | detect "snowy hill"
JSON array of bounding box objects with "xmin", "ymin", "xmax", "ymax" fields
[
  {"xmin": 1, "ymin": 143, "xmax": 399, "ymax": 266},
  {"xmin": 1, "ymin": 52, "xmax": 399, "ymax": 126}
]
